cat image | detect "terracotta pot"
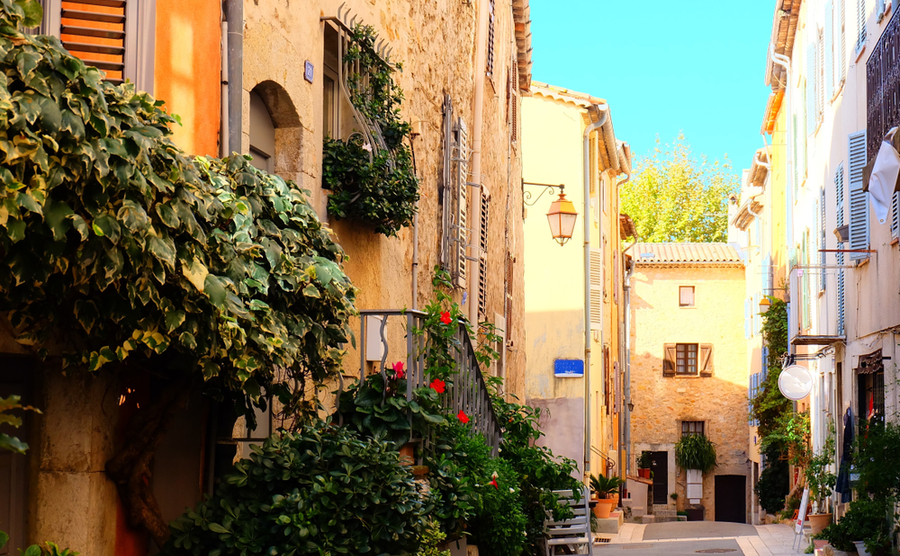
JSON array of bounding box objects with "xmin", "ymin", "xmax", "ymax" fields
[
  {"xmin": 638, "ymin": 468, "xmax": 651, "ymax": 479},
  {"xmin": 806, "ymin": 512, "xmax": 832, "ymax": 535},
  {"xmin": 593, "ymin": 498, "xmax": 614, "ymax": 518},
  {"xmin": 399, "ymin": 443, "xmax": 415, "ymax": 466},
  {"xmin": 607, "ymin": 493, "xmax": 619, "ymax": 507}
]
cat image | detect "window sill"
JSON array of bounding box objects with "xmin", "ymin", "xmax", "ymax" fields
[
  {"xmin": 891, "ymin": 236, "xmax": 899, "ymax": 246},
  {"xmin": 679, "ymin": 306, "xmax": 697, "ymax": 309}
]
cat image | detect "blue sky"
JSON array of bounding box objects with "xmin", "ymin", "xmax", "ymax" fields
[{"xmin": 530, "ymin": 1, "xmax": 774, "ymax": 176}]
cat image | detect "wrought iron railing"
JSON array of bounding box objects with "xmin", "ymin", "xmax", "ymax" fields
[
  {"xmin": 346, "ymin": 309, "xmax": 502, "ymax": 456},
  {"xmin": 866, "ymin": 7, "xmax": 900, "ymax": 164}
]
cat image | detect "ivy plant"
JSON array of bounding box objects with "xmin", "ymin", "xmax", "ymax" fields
[
  {"xmin": 674, "ymin": 433, "xmax": 718, "ymax": 474},
  {"xmin": 0, "ymin": 394, "xmax": 39, "ymax": 453},
  {"xmin": 322, "ymin": 24, "xmax": 419, "ymax": 236},
  {"xmin": 0, "ymin": 0, "xmax": 356, "ymax": 545}
]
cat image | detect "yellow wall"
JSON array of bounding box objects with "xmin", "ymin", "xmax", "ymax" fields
[{"xmin": 630, "ymin": 263, "xmax": 749, "ymax": 519}]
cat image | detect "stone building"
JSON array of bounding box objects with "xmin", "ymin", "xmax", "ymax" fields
[
  {"xmin": 628, "ymin": 243, "xmax": 750, "ymax": 523},
  {"xmin": 520, "ymin": 83, "xmax": 632, "ymax": 481},
  {"xmin": 0, "ymin": 0, "xmax": 533, "ymax": 554}
]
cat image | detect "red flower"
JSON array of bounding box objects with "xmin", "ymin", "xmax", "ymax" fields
[
  {"xmin": 392, "ymin": 361, "xmax": 405, "ymax": 379},
  {"xmin": 440, "ymin": 311, "xmax": 452, "ymax": 325},
  {"xmin": 430, "ymin": 379, "xmax": 446, "ymax": 394},
  {"xmin": 489, "ymin": 478, "xmax": 499, "ymax": 489},
  {"xmin": 457, "ymin": 410, "xmax": 470, "ymax": 424}
]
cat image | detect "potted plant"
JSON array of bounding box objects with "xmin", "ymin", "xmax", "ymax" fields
[
  {"xmin": 589, "ymin": 474, "xmax": 623, "ymax": 518},
  {"xmin": 637, "ymin": 451, "xmax": 652, "ymax": 479},
  {"xmin": 814, "ymin": 497, "xmax": 893, "ymax": 556},
  {"xmin": 670, "ymin": 492, "xmax": 678, "ymax": 508},
  {"xmin": 674, "ymin": 434, "xmax": 717, "ymax": 475},
  {"xmin": 804, "ymin": 438, "xmax": 836, "ymax": 535}
]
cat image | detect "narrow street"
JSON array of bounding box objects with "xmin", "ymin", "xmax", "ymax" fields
[{"xmin": 595, "ymin": 522, "xmax": 798, "ymax": 556}]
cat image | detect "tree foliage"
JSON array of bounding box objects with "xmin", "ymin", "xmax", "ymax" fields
[{"xmin": 620, "ymin": 134, "xmax": 739, "ymax": 242}]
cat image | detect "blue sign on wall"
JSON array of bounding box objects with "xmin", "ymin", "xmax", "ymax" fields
[
  {"xmin": 554, "ymin": 359, "xmax": 584, "ymax": 378},
  {"xmin": 304, "ymin": 61, "xmax": 314, "ymax": 83}
]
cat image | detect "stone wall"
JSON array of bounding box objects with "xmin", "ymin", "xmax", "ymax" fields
[{"xmin": 630, "ymin": 264, "xmax": 749, "ymax": 521}]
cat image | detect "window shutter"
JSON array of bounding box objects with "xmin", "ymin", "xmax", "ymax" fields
[
  {"xmin": 699, "ymin": 344, "xmax": 714, "ymax": 377},
  {"xmin": 848, "ymin": 131, "xmax": 869, "ymax": 260},
  {"xmin": 840, "ymin": 0, "xmax": 847, "ymax": 82},
  {"xmin": 835, "ymin": 163, "xmax": 846, "ymax": 335},
  {"xmin": 478, "ymin": 191, "xmax": 489, "ymax": 317},
  {"xmin": 817, "ymin": 29, "xmax": 825, "ymax": 121},
  {"xmin": 41, "ymin": 0, "xmax": 155, "ymax": 92},
  {"xmin": 820, "ymin": 188, "xmax": 827, "ymax": 291},
  {"xmin": 762, "ymin": 346, "xmax": 769, "ymax": 380},
  {"xmin": 613, "ymin": 250, "xmax": 619, "ymax": 304},
  {"xmin": 663, "ymin": 344, "xmax": 676, "ymax": 377},
  {"xmin": 826, "ymin": 1, "xmax": 835, "ymax": 101},
  {"xmin": 745, "ymin": 298, "xmax": 751, "ymax": 339},
  {"xmin": 807, "ymin": 46, "xmax": 817, "ymax": 136},
  {"xmin": 857, "ymin": 0, "xmax": 867, "ymax": 53},
  {"xmin": 793, "ymin": 113, "xmax": 800, "ymax": 188},
  {"xmin": 590, "ymin": 248, "xmax": 602, "ymax": 329},
  {"xmin": 891, "ymin": 190, "xmax": 900, "ymax": 239},
  {"xmin": 486, "ymin": 0, "xmax": 496, "ymax": 77},
  {"xmin": 803, "ymin": 229, "xmax": 811, "ymax": 329}
]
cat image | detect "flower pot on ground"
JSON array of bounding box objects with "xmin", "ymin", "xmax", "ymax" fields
[
  {"xmin": 590, "ymin": 474, "xmax": 624, "ymax": 502},
  {"xmin": 806, "ymin": 512, "xmax": 832, "ymax": 535},
  {"xmin": 593, "ymin": 498, "xmax": 614, "ymax": 519}
]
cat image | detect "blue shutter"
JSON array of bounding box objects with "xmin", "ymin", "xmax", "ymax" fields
[
  {"xmin": 840, "ymin": 0, "xmax": 847, "ymax": 82},
  {"xmin": 848, "ymin": 131, "xmax": 869, "ymax": 260},
  {"xmin": 836, "ymin": 164, "xmax": 846, "ymax": 336},
  {"xmin": 820, "ymin": 188, "xmax": 827, "ymax": 290},
  {"xmin": 762, "ymin": 346, "xmax": 769, "ymax": 380},
  {"xmin": 826, "ymin": 1, "xmax": 835, "ymax": 101},
  {"xmin": 857, "ymin": 0, "xmax": 867, "ymax": 53}
]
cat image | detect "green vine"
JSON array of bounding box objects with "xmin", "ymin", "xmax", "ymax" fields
[{"xmin": 322, "ymin": 24, "xmax": 418, "ymax": 236}]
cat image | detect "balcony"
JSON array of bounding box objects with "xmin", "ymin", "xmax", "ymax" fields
[
  {"xmin": 341, "ymin": 309, "xmax": 502, "ymax": 455},
  {"xmin": 866, "ymin": 7, "xmax": 900, "ymax": 167}
]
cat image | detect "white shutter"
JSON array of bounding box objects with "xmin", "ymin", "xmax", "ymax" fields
[
  {"xmin": 892, "ymin": 191, "xmax": 900, "ymax": 239},
  {"xmin": 745, "ymin": 298, "xmax": 751, "ymax": 339},
  {"xmin": 848, "ymin": 131, "xmax": 869, "ymax": 260},
  {"xmin": 590, "ymin": 248, "xmax": 602, "ymax": 330},
  {"xmin": 826, "ymin": 1, "xmax": 835, "ymax": 101},
  {"xmin": 820, "ymin": 188, "xmax": 827, "ymax": 291},
  {"xmin": 835, "ymin": 164, "xmax": 846, "ymax": 336},
  {"xmin": 807, "ymin": 46, "xmax": 817, "ymax": 136},
  {"xmin": 857, "ymin": 0, "xmax": 867, "ymax": 53},
  {"xmin": 817, "ymin": 29, "xmax": 825, "ymax": 121},
  {"xmin": 839, "ymin": 0, "xmax": 847, "ymax": 82}
]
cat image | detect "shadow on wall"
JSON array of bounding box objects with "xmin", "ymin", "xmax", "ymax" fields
[
  {"xmin": 527, "ymin": 396, "xmax": 584, "ymax": 479},
  {"xmin": 523, "ymin": 308, "xmax": 586, "ymax": 400}
]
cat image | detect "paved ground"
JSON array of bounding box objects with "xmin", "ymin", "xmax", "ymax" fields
[
  {"xmin": 593, "ymin": 521, "xmax": 801, "ymax": 556},
  {"xmin": 644, "ymin": 522, "xmax": 759, "ymax": 540}
]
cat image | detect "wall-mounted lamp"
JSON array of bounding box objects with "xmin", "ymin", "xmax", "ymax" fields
[
  {"xmin": 523, "ymin": 181, "xmax": 578, "ymax": 246},
  {"xmin": 627, "ymin": 401, "xmax": 634, "ymax": 412},
  {"xmin": 759, "ymin": 296, "xmax": 771, "ymax": 314}
]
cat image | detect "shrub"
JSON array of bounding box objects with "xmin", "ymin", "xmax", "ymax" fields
[
  {"xmin": 815, "ymin": 497, "xmax": 893, "ymax": 554},
  {"xmin": 163, "ymin": 422, "xmax": 428, "ymax": 556},
  {"xmin": 756, "ymin": 443, "xmax": 789, "ymax": 515},
  {"xmin": 675, "ymin": 433, "xmax": 717, "ymax": 474},
  {"xmin": 468, "ymin": 458, "xmax": 528, "ymax": 556}
]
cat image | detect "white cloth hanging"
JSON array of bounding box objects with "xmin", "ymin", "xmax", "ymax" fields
[{"xmin": 868, "ymin": 127, "xmax": 900, "ymax": 225}]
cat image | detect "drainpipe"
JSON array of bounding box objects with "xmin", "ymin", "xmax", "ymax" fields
[
  {"xmin": 468, "ymin": 0, "xmax": 490, "ymax": 326},
  {"xmin": 223, "ymin": 0, "xmax": 243, "ymax": 155},
  {"xmin": 219, "ymin": 19, "xmax": 229, "ymax": 158},
  {"xmin": 622, "ymin": 233, "xmax": 637, "ymax": 478},
  {"xmin": 615, "ymin": 173, "xmax": 631, "ymax": 482},
  {"xmin": 583, "ymin": 106, "xmax": 609, "ymax": 476},
  {"xmin": 770, "ymin": 47, "xmax": 792, "ymax": 250}
]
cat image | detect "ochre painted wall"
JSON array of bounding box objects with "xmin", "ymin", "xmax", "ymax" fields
[{"xmin": 153, "ymin": 0, "xmax": 221, "ymax": 157}]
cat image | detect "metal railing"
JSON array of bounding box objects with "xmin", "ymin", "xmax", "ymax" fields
[{"xmin": 347, "ymin": 309, "xmax": 502, "ymax": 456}]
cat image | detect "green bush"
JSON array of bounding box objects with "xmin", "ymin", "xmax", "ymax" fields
[
  {"xmin": 755, "ymin": 443, "xmax": 789, "ymax": 515},
  {"xmin": 675, "ymin": 433, "xmax": 717, "ymax": 474},
  {"xmin": 0, "ymin": 532, "xmax": 77, "ymax": 556},
  {"xmin": 814, "ymin": 497, "xmax": 893, "ymax": 554},
  {"xmin": 468, "ymin": 458, "xmax": 528, "ymax": 556},
  {"xmin": 163, "ymin": 422, "xmax": 429, "ymax": 556}
]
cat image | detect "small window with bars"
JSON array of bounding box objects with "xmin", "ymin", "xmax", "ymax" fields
[
  {"xmin": 681, "ymin": 421, "xmax": 704, "ymax": 436},
  {"xmin": 676, "ymin": 343, "xmax": 698, "ymax": 375},
  {"xmin": 679, "ymin": 286, "xmax": 695, "ymax": 307}
]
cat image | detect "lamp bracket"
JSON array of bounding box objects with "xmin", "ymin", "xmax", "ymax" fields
[{"xmin": 522, "ymin": 181, "xmax": 565, "ymax": 206}]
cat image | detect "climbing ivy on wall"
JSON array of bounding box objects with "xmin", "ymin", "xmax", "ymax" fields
[
  {"xmin": 322, "ymin": 24, "xmax": 419, "ymax": 236},
  {"xmin": 0, "ymin": 0, "xmax": 356, "ymax": 545}
]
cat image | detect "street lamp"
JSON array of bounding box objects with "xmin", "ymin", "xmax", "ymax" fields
[
  {"xmin": 759, "ymin": 296, "xmax": 771, "ymax": 314},
  {"xmin": 523, "ymin": 181, "xmax": 578, "ymax": 246}
]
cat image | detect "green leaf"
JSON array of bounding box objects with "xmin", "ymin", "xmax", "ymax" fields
[
  {"xmin": 208, "ymin": 523, "xmax": 229, "ymax": 534},
  {"xmin": 181, "ymin": 257, "xmax": 208, "ymax": 292},
  {"xmin": 0, "ymin": 530, "xmax": 8, "ymax": 549},
  {"xmin": 148, "ymin": 235, "xmax": 176, "ymax": 267},
  {"xmin": 91, "ymin": 213, "xmax": 121, "ymax": 244},
  {"xmin": 302, "ymin": 284, "xmax": 320, "ymax": 298},
  {"xmin": 15, "ymin": 0, "xmax": 43, "ymax": 27},
  {"xmin": 0, "ymin": 433, "xmax": 28, "ymax": 454},
  {"xmin": 45, "ymin": 200, "xmax": 74, "ymax": 241},
  {"xmin": 165, "ymin": 308, "xmax": 185, "ymax": 333},
  {"xmin": 204, "ymin": 274, "xmax": 227, "ymax": 308}
]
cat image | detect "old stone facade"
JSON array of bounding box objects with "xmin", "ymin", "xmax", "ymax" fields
[{"xmin": 629, "ymin": 243, "xmax": 750, "ymax": 522}]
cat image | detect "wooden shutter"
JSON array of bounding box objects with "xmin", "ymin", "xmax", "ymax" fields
[
  {"xmin": 699, "ymin": 345, "xmax": 713, "ymax": 377},
  {"xmin": 848, "ymin": 131, "xmax": 869, "ymax": 260},
  {"xmin": 589, "ymin": 248, "xmax": 602, "ymax": 329},
  {"xmin": 42, "ymin": 0, "xmax": 155, "ymax": 92},
  {"xmin": 826, "ymin": 2, "xmax": 835, "ymax": 101},
  {"xmin": 857, "ymin": 0, "xmax": 867, "ymax": 53},
  {"xmin": 891, "ymin": 190, "xmax": 900, "ymax": 239},
  {"xmin": 478, "ymin": 191, "xmax": 489, "ymax": 317},
  {"xmin": 453, "ymin": 117, "xmax": 469, "ymax": 287},
  {"xmin": 663, "ymin": 344, "xmax": 676, "ymax": 377},
  {"xmin": 486, "ymin": 0, "xmax": 495, "ymax": 76},
  {"xmin": 807, "ymin": 46, "xmax": 817, "ymax": 136},
  {"xmin": 820, "ymin": 188, "xmax": 827, "ymax": 291},
  {"xmin": 839, "ymin": 0, "xmax": 847, "ymax": 82}
]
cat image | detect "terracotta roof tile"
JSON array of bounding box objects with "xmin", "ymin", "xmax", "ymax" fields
[{"xmin": 633, "ymin": 243, "xmax": 743, "ymax": 266}]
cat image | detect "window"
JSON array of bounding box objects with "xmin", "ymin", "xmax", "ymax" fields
[
  {"xmin": 323, "ymin": 24, "xmax": 340, "ymax": 139},
  {"xmin": 663, "ymin": 344, "xmax": 713, "ymax": 377},
  {"xmin": 826, "ymin": 0, "xmax": 835, "ymax": 101},
  {"xmin": 676, "ymin": 344, "xmax": 698, "ymax": 375},
  {"xmin": 682, "ymin": 421, "xmax": 704, "ymax": 436},
  {"xmin": 679, "ymin": 286, "xmax": 695, "ymax": 307},
  {"xmin": 37, "ymin": 0, "xmax": 156, "ymax": 91}
]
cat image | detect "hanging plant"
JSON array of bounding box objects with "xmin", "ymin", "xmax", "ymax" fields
[
  {"xmin": 322, "ymin": 24, "xmax": 418, "ymax": 237},
  {"xmin": 675, "ymin": 434, "xmax": 718, "ymax": 474}
]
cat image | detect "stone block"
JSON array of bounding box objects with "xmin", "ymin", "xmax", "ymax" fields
[{"xmin": 596, "ymin": 515, "xmax": 621, "ymax": 533}]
